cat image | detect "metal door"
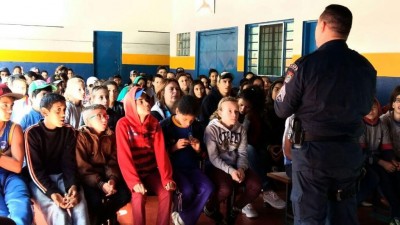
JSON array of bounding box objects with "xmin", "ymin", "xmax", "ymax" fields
[
  {"xmin": 197, "ymin": 27, "xmax": 238, "ymax": 85},
  {"xmin": 93, "ymin": 31, "xmax": 122, "ymax": 79}
]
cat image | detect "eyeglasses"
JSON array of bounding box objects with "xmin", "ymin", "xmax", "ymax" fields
[
  {"xmin": 394, "ymin": 98, "xmax": 400, "ymax": 103},
  {"xmin": 88, "ymin": 113, "xmax": 109, "ymax": 121}
]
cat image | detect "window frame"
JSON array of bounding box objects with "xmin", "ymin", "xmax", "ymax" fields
[
  {"xmin": 258, "ymin": 22, "xmax": 285, "ymax": 76},
  {"xmin": 176, "ymin": 32, "xmax": 190, "ymax": 56},
  {"xmin": 245, "ymin": 19, "xmax": 294, "ymax": 77}
]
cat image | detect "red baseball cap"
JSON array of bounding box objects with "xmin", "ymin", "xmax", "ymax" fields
[{"xmin": 0, "ymin": 83, "xmax": 24, "ymax": 99}]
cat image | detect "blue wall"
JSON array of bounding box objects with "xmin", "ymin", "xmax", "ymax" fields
[
  {"xmin": 0, "ymin": 62, "xmax": 159, "ymax": 85},
  {"xmin": 376, "ymin": 76, "xmax": 400, "ymax": 106}
]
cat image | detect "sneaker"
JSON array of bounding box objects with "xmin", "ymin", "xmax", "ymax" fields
[
  {"xmin": 241, "ymin": 203, "xmax": 258, "ymax": 218},
  {"xmin": 390, "ymin": 217, "xmax": 400, "ymax": 225},
  {"xmin": 263, "ymin": 190, "xmax": 286, "ymax": 209},
  {"xmin": 203, "ymin": 206, "xmax": 223, "ymax": 222},
  {"xmin": 361, "ymin": 201, "xmax": 373, "ymax": 207},
  {"xmin": 171, "ymin": 212, "xmax": 185, "ymax": 225}
]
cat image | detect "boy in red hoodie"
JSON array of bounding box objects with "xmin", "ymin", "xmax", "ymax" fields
[{"xmin": 116, "ymin": 86, "xmax": 176, "ymax": 225}]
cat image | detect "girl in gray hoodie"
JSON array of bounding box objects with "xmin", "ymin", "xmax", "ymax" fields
[{"xmin": 203, "ymin": 97, "xmax": 261, "ymax": 224}]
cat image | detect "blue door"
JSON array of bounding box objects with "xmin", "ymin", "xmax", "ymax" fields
[
  {"xmin": 197, "ymin": 27, "xmax": 238, "ymax": 85},
  {"xmin": 93, "ymin": 31, "xmax": 122, "ymax": 79},
  {"xmin": 302, "ymin": 21, "xmax": 317, "ymax": 56}
]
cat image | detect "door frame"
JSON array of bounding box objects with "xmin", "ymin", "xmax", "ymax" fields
[{"xmin": 302, "ymin": 20, "xmax": 318, "ymax": 56}]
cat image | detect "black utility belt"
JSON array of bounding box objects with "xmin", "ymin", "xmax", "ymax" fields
[{"xmin": 304, "ymin": 133, "xmax": 357, "ymax": 142}]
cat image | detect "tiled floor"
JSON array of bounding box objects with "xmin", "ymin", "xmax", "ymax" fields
[{"xmin": 118, "ymin": 192, "xmax": 389, "ymax": 225}]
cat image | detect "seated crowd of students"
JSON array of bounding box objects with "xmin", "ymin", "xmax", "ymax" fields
[{"xmin": 0, "ymin": 64, "xmax": 398, "ymax": 225}]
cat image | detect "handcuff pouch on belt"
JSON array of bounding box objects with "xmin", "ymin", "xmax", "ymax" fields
[
  {"xmin": 291, "ymin": 117, "xmax": 304, "ymax": 149},
  {"xmin": 328, "ymin": 186, "xmax": 357, "ymax": 202}
]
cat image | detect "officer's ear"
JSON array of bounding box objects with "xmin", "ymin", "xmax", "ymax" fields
[{"xmin": 320, "ymin": 19, "xmax": 329, "ymax": 32}]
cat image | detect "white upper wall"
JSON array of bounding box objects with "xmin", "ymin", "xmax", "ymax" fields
[
  {"xmin": 170, "ymin": 0, "xmax": 400, "ymax": 57},
  {"xmin": 1, "ymin": 0, "xmax": 397, "ymax": 56},
  {"xmin": 0, "ymin": 0, "xmax": 171, "ymax": 54}
]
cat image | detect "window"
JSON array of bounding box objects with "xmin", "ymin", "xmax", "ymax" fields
[
  {"xmin": 246, "ymin": 20, "xmax": 293, "ymax": 76},
  {"xmin": 177, "ymin": 32, "xmax": 190, "ymax": 56}
]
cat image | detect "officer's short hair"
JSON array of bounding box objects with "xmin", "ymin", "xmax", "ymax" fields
[{"xmin": 320, "ymin": 4, "xmax": 352, "ymax": 38}]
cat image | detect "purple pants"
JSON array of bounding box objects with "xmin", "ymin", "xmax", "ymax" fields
[{"xmin": 173, "ymin": 168, "xmax": 213, "ymax": 225}]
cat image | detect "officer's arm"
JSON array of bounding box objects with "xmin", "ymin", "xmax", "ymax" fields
[{"xmin": 274, "ymin": 64, "xmax": 303, "ymax": 118}]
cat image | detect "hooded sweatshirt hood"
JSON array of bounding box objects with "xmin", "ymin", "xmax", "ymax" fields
[
  {"xmin": 123, "ymin": 86, "xmax": 158, "ymax": 128},
  {"xmin": 116, "ymin": 86, "xmax": 174, "ymax": 188},
  {"xmin": 363, "ymin": 98, "xmax": 382, "ymax": 125},
  {"xmin": 208, "ymin": 118, "xmax": 242, "ymax": 133}
]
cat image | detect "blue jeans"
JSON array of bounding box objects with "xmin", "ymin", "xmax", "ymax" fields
[
  {"xmin": 291, "ymin": 141, "xmax": 363, "ymax": 225},
  {"xmin": 0, "ymin": 169, "xmax": 32, "ymax": 225},
  {"xmin": 29, "ymin": 173, "xmax": 89, "ymax": 225},
  {"xmin": 173, "ymin": 168, "xmax": 213, "ymax": 225}
]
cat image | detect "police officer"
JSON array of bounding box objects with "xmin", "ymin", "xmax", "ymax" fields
[{"xmin": 274, "ymin": 4, "xmax": 376, "ymax": 225}]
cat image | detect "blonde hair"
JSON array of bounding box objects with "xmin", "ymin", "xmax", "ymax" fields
[
  {"xmin": 64, "ymin": 77, "xmax": 85, "ymax": 102},
  {"xmin": 209, "ymin": 96, "xmax": 238, "ymax": 120}
]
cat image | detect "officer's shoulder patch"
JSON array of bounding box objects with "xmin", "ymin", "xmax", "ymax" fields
[
  {"xmin": 275, "ymin": 85, "xmax": 286, "ymax": 102},
  {"xmin": 284, "ymin": 70, "xmax": 294, "ymax": 83},
  {"xmin": 284, "ymin": 63, "xmax": 298, "ymax": 84},
  {"xmin": 288, "ymin": 63, "xmax": 298, "ymax": 72}
]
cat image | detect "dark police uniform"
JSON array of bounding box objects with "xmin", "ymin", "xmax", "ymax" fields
[{"xmin": 274, "ymin": 39, "xmax": 376, "ymax": 225}]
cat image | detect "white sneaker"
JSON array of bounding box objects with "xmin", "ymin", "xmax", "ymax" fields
[
  {"xmin": 263, "ymin": 190, "xmax": 286, "ymax": 209},
  {"xmin": 241, "ymin": 203, "xmax": 258, "ymax": 218},
  {"xmin": 171, "ymin": 211, "xmax": 185, "ymax": 225}
]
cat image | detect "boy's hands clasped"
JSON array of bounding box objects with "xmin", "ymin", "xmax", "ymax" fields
[
  {"xmin": 379, "ymin": 159, "xmax": 400, "ymax": 173},
  {"xmin": 173, "ymin": 137, "xmax": 201, "ymax": 153},
  {"xmin": 102, "ymin": 179, "xmax": 117, "ymax": 196},
  {"xmin": 51, "ymin": 185, "xmax": 80, "ymax": 209}
]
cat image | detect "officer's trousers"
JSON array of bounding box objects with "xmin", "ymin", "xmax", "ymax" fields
[{"xmin": 291, "ymin": 141, "xmax": 363, "ymax": 225}]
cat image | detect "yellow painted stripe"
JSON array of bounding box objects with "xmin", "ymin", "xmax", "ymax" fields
[
  {"xmin": 293, "ymin": 53, "xmax": 400, "ymax": 77},
  {"xmin": 0, "ymin": 50, "xmax": 93, "ymax": 63},
  {"xmin": 363, "ymin": 53, "xmax": 400, "ymax": 77},
  {"xmin": 0, "ymin": 50, "xmax": 170, "ymax": 65},
  {"xmin": 122, "ymin": 54, "xmax": 169, "ymax": 65},
  {"xmin": 237, "ymin": 56, "xmax": 244, "ymax": 72},
  {"xmin": 170, "ymin": 56, "xmax": 195, "ymax": 70}
]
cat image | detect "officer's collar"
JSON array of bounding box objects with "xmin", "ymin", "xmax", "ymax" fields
[{"xmin": 318, "ymin": 39, "xmax": 347, "ymax": 50}]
